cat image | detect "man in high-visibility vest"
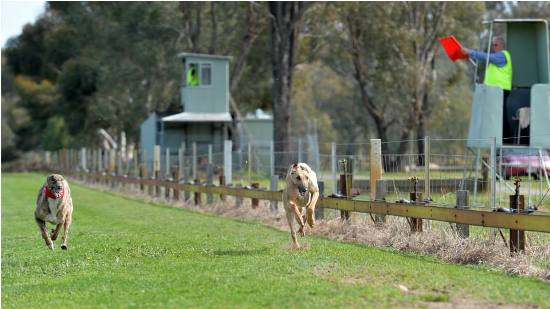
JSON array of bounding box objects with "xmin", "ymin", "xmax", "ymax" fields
[
  {"xmin": 463, "ymin": 36, "xmax": 513, "ymax": 139},
  {"xmin": 187, "ymin": 65, "xmax": 199, "ymax": 87}
]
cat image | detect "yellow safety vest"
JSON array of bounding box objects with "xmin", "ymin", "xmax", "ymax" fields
[
  {"xmin": 484, "ymin": 50, "xmax": 512, "ymax": 91},
  {"xmin": 187, "ymin": 69, "xmax": 199, "ymax": 86}
]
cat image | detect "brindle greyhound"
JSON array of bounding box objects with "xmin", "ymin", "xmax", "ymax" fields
[{"xmin": 34, "ymin": 174, "xmax": 73, "ymax": 250}]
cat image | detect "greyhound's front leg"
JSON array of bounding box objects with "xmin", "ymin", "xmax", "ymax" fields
[
  {"xmin": 306, "ymin": 190, "xmax": 320, "ymax": 228},
  {"xmin": 51, "ymin": 222, "xmax": 63, "ymax": 241},
  {"xmin": 36, "ymin": 218, "xmax": 54, "ymax": 249},
  {"xmin": 289, "ymin": 201, "xmax": 306, "ymax": 236},
  {"xmin": 60, "ymin": 215, "xmax": 72, "ymax": 250}
]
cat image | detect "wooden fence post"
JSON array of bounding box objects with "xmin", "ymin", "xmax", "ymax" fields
[
  {"xmin": 194, "ymin": 178, "xmax": 202, "ymax": 206},
  {"xmin": 219, "ymin": 168, "xmax": 226, "ymax": 201},
  {"xmin": 251, "ymin": 182, "xmax": 260, "ymax": 208},
  {"xmin": 315, "ymin": 181, "xmax": 325, "ymax": 220},
  {"xmin": 510, "ymin": 179, "xmax": 525, "ymax": 253},
  {"xmin": 270, "ymin": 175, "xmax": 279, "ymax": 211},
  {"xmin": 409, "ymin": 177, "xmax": 423, "ymax": 233},
  {"xmin": 339, "ymin": 158, "xmax": 352, "ymax": 221},
  {"xmin": 456, "ymin": 190, "xmax": 469, "ymax": 238},
  {"xmin": 370, "ymin": 139, "xmax": 384, "ymax": 224},
  {"xmin": 235, "ymin": 184, "xmax": 243, "ymax": 207},
  {"xmin": 375, "ymin": 180, "xmax": 386, "ymax": 225},
  {"xmin": 173, "ymin": 169, "xmax": 180, "ymax": 201},
  {"xmin": 179, "ymin": 144, "xmax": 190, "ymax": 202}
]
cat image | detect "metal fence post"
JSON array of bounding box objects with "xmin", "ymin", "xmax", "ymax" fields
[
  {"xmin": 207, "ymin": 163, "xmax": 213, "ymax": 204},
  {"xmin": 81, "ymin": 147, "xmax": 87, "ymax": 172},
  {"xmin": 45, "ymin": 151, "xmax": 51, "ymax": 169},
  {"xmin": 370, "ymin": 139, "xmax": 384, "ymax": 223},
  {"xmin": 490, "ymin": 137, "xmax": 496, "ymax": 209},
  {"xmin": 208, "ymin": 144, "xmax": 213, "ymax": 165},
  {"xmin": 331, "ymin": 142, "xmax": 337, "ymax": 195},
  {"xmin": 133, "ymin": 148, "xmax": 139, "ymax": 178},
  {"xmin": 248, "ymin": 143, "xmax": 252, "ymax": 183},
  {"xmin": 140, "ymin": 150, "xmax": 147, "ymax": 193},
  {"xmin": 165, "ymin": 147, "xmax": 171, "ymax": 179},
  {"xmin": 192, "ymin": 142, "xmax": 197, "ymax": 180},
  {"xmin": 298, "ymin": 138, "xmax": 303, "ymax": 162},
  {"xmin": 270, "ymin": 140, "xmax": 274, "ymax": 177},
  {"xmin": 154, "ymin": 145, "xmax": 161, "ymax": 196},
  {"xmin": 424, "ymin": 136, "xmax": 430, "ymax": 199},
  {"xmin": 224, "ymin": 140, "xmax": 232, "ymax": 185},
  {"xmin": 165, "ymin": 147, "xmax": 171, "ymax": 199}
]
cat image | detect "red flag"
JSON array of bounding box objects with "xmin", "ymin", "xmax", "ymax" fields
[{"xmin": 438, "ymin": 36, "xmax": 469, "ymax": 62}]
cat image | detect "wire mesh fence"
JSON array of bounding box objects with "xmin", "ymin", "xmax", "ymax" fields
[{"xmin": 29, "ymin": 135, "xmax": 550, "ymax": 211}]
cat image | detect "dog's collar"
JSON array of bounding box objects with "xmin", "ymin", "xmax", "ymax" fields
[{"xmin": 44, "ymin": 186, "xmax": 64, "ymax": 199}]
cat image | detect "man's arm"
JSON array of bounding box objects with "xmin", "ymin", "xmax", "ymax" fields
[{"xmin": 463, "ymin": 49, "xmax": 507, "ymax": 67}]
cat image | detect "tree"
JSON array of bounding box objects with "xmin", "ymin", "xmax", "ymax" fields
[
  {"xmin": 41, "ymin": 116, "xmax": 71, "ymax": 150},
  {"xmin": 316, "ymin": 2, "xmax": 483, "ymax": 166},
  {"xmin": 268, "ymin": 1, "xmax": 308, "ymax": 174}
]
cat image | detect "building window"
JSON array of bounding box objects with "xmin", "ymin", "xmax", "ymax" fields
[
  {"xmin": 187, "ymin": 63, "xmax": 199, "ymax": 87},
  {"xmin": 201, "ymin": 63, "xmax": 212, "ymax": 86}
]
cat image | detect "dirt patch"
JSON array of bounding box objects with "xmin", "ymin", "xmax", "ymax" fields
[{"xmin": 425, "ymin": 298, "xmax": 539, "ymax": 309}]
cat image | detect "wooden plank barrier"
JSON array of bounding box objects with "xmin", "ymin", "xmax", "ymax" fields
[{"xmin": 72, "ymin": 172, "xmax": 550, "ymax": 234}]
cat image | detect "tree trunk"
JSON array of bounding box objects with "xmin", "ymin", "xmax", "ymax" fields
[
  {"xmin": 230, "ymin": 3, "xmax": 264, "ymax": 94},
  {"xmin": 269, "ymin": 2, "xmax": 307, "ymax": 175},
  {"xmin": 208, "ymin": 2, "xmax": 218, "ymax": 54}
]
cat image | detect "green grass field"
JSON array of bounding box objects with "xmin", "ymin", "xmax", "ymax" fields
[{"xmin": 2, "ymin": 173, "xmax": 549, "ymax": 308}]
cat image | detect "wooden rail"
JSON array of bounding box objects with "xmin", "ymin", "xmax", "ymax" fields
[{"xmin": 78, "ymin": 172, "xmax": 550, "ymax": 234}]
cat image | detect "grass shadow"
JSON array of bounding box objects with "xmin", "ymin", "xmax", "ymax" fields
[{"xmin": 211, "ymin": 247, "xmax": 269, "ymax": 256}]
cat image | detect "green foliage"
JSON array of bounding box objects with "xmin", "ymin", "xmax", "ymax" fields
[
  {"xmin": 57, "ymin": 58, "xmax": 98, "ymax": 101},
  {"xmin": 41, "ymin": 116, "xmax": 71, "ymax": 151},
  {"xmin": 1, "ymin": 2, "xmax": 546, "ymax": 162},
  {"xmin": 2, "ymin": 173, "xmax": 550, "ymax": 307}
]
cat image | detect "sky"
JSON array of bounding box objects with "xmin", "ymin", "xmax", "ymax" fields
[{"xmin": 1, "ymin": 0, "xmax": 46, "ymax": 48}]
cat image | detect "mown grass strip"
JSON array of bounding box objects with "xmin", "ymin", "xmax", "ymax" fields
[{"xmin": 2, "ymin": 173, "xmax": 549, "ymax": 308}]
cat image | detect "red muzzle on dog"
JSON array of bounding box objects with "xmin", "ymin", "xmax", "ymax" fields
[{"xmin": 44, "ymin": 186, "xmax": 64, "ymax": 199}]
